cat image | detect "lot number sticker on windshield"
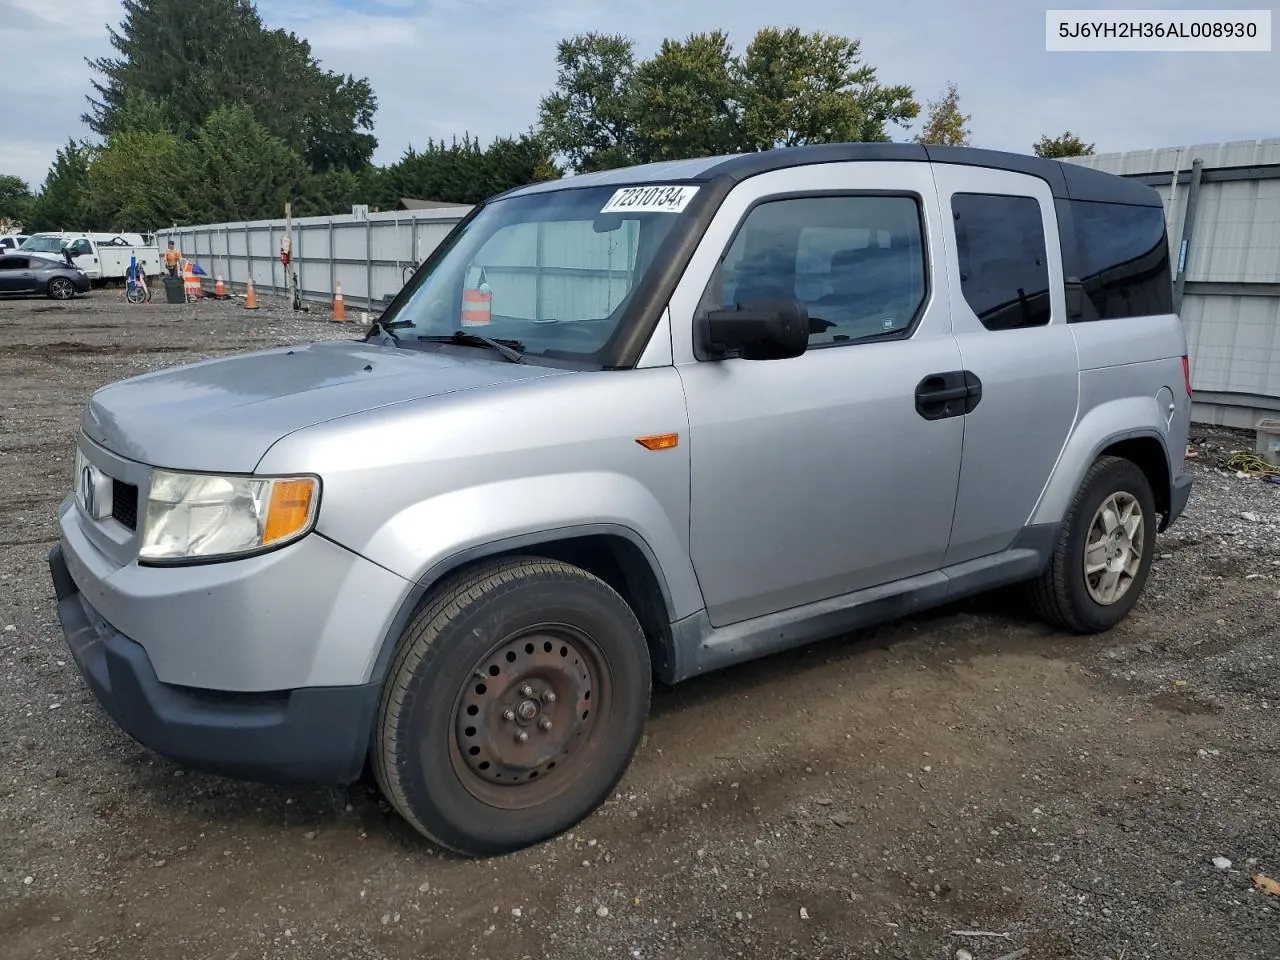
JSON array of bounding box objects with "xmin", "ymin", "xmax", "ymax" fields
[{"xmin": 600, "ymin": 185, "xmax": 699, "ymax": 214}]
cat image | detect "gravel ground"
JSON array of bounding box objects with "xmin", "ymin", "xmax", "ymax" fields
[{"xmin": 1, "ymin": 292, "xmax": 1278, "ymax": 960}]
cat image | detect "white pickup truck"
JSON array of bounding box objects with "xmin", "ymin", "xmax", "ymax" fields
[{"xmin": 21, "ymin": 232, "xmax": 164, "ymax": 284}]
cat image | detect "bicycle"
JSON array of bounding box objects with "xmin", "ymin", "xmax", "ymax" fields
[{"xmin": 125, "ymin": 269, "xmax": 151, "ymax": 304}]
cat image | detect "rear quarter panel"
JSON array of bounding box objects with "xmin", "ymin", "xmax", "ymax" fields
[{"xmin": 1030, "ymin": 313, "xmax": 1190, "ymax": 526}]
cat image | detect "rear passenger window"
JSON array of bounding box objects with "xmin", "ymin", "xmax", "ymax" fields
[
  {"xmin": 711, "ymin": 195, "xmax": 928, "ymax": 347},
  {"xmin": 1070, "ymin": 200, "xmax": 1173, "ymax": 320},
  {"xmin": 951, "ymin": 193, "xmax": 1051, "ymax": 330}
]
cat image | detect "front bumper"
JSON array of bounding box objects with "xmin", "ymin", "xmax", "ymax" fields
[{"xmin": 50, "ymin": 543, "xmax": 379, "ymax": 784}]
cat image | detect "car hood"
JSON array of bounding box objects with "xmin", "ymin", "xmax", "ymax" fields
[{"xmin": 82, "ymin": 338, "xmax": 568, "ymax": 472}]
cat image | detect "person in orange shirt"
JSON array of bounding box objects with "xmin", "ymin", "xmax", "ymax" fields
[{"xmin": 164, "ymin": 240, "xmax": 182, "ymax": 276}]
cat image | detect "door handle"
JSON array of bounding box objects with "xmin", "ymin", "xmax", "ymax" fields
[{"xmin": 916, "ymin": 371, "xmax": 982, "ymax": 420}]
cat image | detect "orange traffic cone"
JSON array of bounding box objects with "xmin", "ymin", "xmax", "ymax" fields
[
  {"xmin": 215, "ymin": 275, "xmax": 226, "ymax": 299},
  {"xmin": 332, "ymin": 281, "xmax": 346, "ymax": 322},
  {"xmin": 244, "ymin": 276, "xmax": 259, "ymax": 310}
]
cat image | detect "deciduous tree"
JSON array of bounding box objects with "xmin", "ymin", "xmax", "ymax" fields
[
  {"xmin": 1033, "ymin": 131, "xmax": 1096, "ymax": 158},
  {"xmin": 913, "ymin": 82, "xmax": 971, "ymax": 146},
  {"xmin": 738, "ymin": 28, "xmax": 918, "ymax": 149},
  {"xmin": 538, "ymin": 27, "xmax": 919, "ymax": 172},
  {"xmin": 630, "ymin": 31, "xmax": 742, "ymax": 162},
  {"xmin": 0, "ymin": 175, "xmax": 35, "ymax": 229},
  {"xmin": 538, "ymin": 33, "xmax": 640, "ymax": 172}
]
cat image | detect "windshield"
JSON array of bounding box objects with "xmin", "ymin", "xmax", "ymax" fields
[
  {"xmin": 383, "ymin": 183, "xmax": 701, "ymax": 366},
  {"xmin": 21, "ymin": 236, "xmax": 66, "ymax": 253}
]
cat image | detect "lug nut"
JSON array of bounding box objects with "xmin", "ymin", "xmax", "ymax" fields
[
  {"xmin": 543, "ymin": 691, "xmax": 557, "ymax": 703},
  {"xmin": 502, "ymin": 709, "xmax": 515, "ymax": 722},
  {"xmin": 539, "ymin": 718, "xmax": 553, "ymax": 731},
  {"xmin": 520, "ymin": 684, "xmax": 534, "ymax": 697},
  {"xmin": 515, "ymin": 731, "xmax": 529, "ymax": 743}
]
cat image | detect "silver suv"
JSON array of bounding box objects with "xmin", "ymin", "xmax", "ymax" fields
[{"xmin": 50, "ymin": 144, "xmax": 1193, "ymax": 856}]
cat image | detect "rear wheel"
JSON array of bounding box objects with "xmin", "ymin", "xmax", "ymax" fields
[
  {"xmin": 373, "ymin": 557, "xmax": 651, "ymax": 856},
  {"xmin": 1027, "ymin": 456, "xmax": 1156, "ymax": 633},
  {"xmin": 48, "ymin": 277, "xmax": 75, "ymax": 300}
]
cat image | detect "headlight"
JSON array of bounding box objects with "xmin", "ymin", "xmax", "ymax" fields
[{"xmin": 139, "ymin": 470, "xmax": 320, "ymax": 563}]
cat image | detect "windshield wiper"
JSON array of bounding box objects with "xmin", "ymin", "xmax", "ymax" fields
[{"xmin": 417, "ymin": 331, "xmax": 524, "ymax": 363}]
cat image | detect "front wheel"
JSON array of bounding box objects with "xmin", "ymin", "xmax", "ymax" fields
[
  {"xmin": 48, "ymin": 278, "xmax": 76, "ymax": 300},
  {"xmin": 373, "ymin": 557, "xmax": 651, "ymax": 856},
  {"xmin": 1027, "ymin": 456, "xmax": 1157, "ymax": 633}
]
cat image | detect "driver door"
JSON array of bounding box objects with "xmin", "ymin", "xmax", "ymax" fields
[{"xmin": 671, "ymin": 162, "xmax": 966, "ymax": 627}]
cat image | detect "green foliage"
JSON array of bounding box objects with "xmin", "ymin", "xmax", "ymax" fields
[
  {"xmin": 183, "ymin": 106, "xmax": 310, "ymax": 223},
  {"xmin": 83, "ymin": 129, "xmax": 191, "ymax": 231},
  {"xmin": 630, "ymin": 32, "xmax": 742, "ymax": 163},
  {"xmin": 24, "ymin": 16, "xmax": 943, "ymax": 230},
  {"xmin": 538, "ymin": 33, "xmax": 640, "ymax": 172},
  {"xmin": 913, "ymin": 82, "xmax": 971, "ymax": 147},
  {"xmin": 538, "ymin": 27, "xmax": 920, "ymax": 171},
  {"xmin": 1033, "ymin": 131, "xmax": 1096, "ymax": 158},
  {"xmin": 738, "ymin": 27, "xmax": 918, "ymax": 149},
  {"xmin": 0, "ymin": 175, "xmax": 35, "ymax": 230},
  {"xmin": 27, "ymin": 141, "xmax": 96, "ymax": 232},
  {"xmin": 376, "ymin": 133, "xmax": 561, "ymax": 207},
  {"xmin": 87, "ymin": 0, "xmax": 378, "ymax": 172}
]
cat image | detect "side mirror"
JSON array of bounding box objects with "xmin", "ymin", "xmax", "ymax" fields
[
  {"xmin": 698, "ymin": 298, "xmax": 809, "ymax": 361},
  {"xmin": 1065, "ymin": 277, "xmax": 1085, "ymax": 320}
]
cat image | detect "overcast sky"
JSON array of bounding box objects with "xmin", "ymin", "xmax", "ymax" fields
[{"xmin": 2, "ymin": 0, "xmax": 1275, "ymax": 189}]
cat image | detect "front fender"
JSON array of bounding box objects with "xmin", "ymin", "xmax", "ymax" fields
[
  {"xmin": 1029, "ymin": 394, "xmax": 1172, "ymax": 527},
  {"xmin": 350, "ymin": 471, "xmax": 704, "ymax": 622}
]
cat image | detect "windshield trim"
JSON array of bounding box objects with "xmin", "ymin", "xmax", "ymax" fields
[{"xmin": 376, "ymin": 175, "xmax": 734, "ymax": 370}]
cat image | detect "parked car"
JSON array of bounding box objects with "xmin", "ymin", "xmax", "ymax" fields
[
  {"xmin": 0, "ymin": 253, "xmax": 91, "ymax": 299},
  {"xmin": 50, "ymin": 143, "xmax": 1192, "ymax": 857},
  {"xmin": 20, "ymin": 232, "xmax": 162, "ymax": 283},
  {"xmin": 0, "ymin": 234, "xmax": 29, "ymax": 253}
]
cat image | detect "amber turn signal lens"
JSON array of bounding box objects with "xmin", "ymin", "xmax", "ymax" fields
[
  {"xmin": 635, "ymin": 433, "xmax": 679, "ymax": 450},
  {"xmin": 263, "ymin": 479, "xmax": 317, "ymax": 544}
]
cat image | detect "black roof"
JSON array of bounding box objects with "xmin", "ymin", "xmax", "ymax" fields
[
  {"xmin": 502, "ymin": 142, "xmax": 1161, "ymax": 208},
  {"xmin": 697, "ymin": 142, "xmax": 1160, "ymax": 207}
]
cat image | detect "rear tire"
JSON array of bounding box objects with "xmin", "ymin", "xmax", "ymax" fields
[
  {"xmin": 1027, "ymin": 456, "xmax": 1156, "ymax": 633},
  {"xmin": 372, "ymin": 557, "xmax": 651, "ymax": 856}
]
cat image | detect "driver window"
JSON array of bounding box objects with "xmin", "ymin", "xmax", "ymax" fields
[
  {"xmin": 709, "ymin": 195, "xmax": 929, "ymax": 347},
  {"xmin": 70, "ymin": 239, "xmax": 93, "ymax": 256}
]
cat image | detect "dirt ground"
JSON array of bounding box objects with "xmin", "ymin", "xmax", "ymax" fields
[{"xmin": 1, "ymin": 290, "xmax": 1277, "ymax": 960}]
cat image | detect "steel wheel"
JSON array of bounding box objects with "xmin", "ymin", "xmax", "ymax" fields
[
  {"xmin": 448, "ymin": 625, "xmax": 610, "ymax": 808},
  {"xmin": 48, "ymin": 278, "xmax": 75, "ymax": 300},
  {"xmin": 373, "ymin": 556, "xmax": 651, "ymax": 856},
  {"xmin": 1083, "ymin": 491, "xmax": 1144, "ymax": 605}
]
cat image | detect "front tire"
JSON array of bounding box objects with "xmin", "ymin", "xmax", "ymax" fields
[
  {"xmin": 372, "ymin": 557, "xmax": 651, "ymax": 856},
  {"xmin": 1027, "ymin": 456, "xmax": 1157, "ymax": 633},
  {"xmin": 48, "ymin": 278, "xmax": 75, "ymax": 300}
]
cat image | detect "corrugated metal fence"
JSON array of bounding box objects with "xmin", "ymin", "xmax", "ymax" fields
[
  {"xmin": 156, "ymin": 206, "xmax": 471, "ymax": 310},
  {"xmin": 1065, "ymin": 138, "xmax": 1280, "ymax": 428}
]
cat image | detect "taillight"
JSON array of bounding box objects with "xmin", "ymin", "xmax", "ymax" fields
[{"xmin": 1182, "ymin": 355, "xmax": 1192, "ymax": 397}]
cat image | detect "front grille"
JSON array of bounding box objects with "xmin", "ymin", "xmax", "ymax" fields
[{"xmin": 111, "ymin": 479, "xmax": 138, "ymax": 530}]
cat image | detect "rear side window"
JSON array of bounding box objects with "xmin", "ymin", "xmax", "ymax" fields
[
  {"xmin": 1070, "ymin": 200, "xmax": 1172, "ymax": 320},
  {"xmin": 711, "ymin": 194, "xmax": 928, "ymax": 347},
  {"xmin": 951, "ymin": 193, "xmax": 1051, "ymax": 330}
]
